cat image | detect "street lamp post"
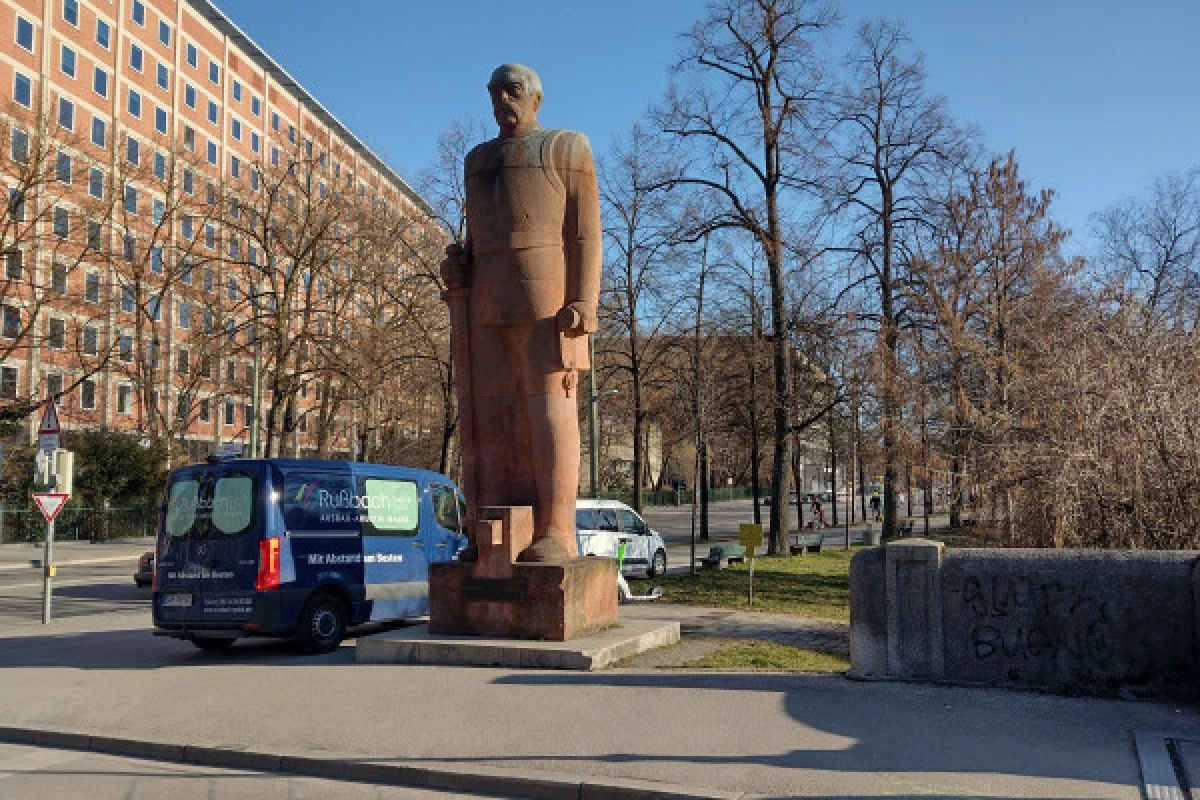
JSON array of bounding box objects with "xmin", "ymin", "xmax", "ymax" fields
[
  {"xmin": 249, "ymin": 284, "xmax": 262, "ymax": 458},
  {"xmin": 586, "ymin": 336, "xmax": 616, "ymax": 498}
]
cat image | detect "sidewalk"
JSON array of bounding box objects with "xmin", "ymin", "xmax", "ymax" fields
[{"xmin": 0, "ymin": 606, "xmax": 1192, "ymax": 798}]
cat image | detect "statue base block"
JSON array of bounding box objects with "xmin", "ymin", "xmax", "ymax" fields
[
  {"xmin": 428, "ymin": 505, "xmax": 617, "ymax": 641},
  {"xmin": 429, "ymin": 557, "xmax": 618, "ymax": 641}
]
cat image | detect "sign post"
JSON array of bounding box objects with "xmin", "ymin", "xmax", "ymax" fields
[
  {"xmin": 35, "ymin": 398, "xmax": 65, "ymax": 624},
  {"xmin": 739, "ymin": 523, "xmax": 763, "ymax": 606}
]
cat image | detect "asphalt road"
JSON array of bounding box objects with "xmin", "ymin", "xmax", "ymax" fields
[
  {"xmin": 0, "ymin": 741, "xmax": 512, "ymax": 799},
  {"xmin": 0, "ymin": 560, "xmax": 147, "ymax": 622}
]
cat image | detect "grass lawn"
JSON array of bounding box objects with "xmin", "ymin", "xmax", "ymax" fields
[
  {"xmin": 628, "ymin": 546, "xmax": 863, "ymax": 620},
  {"xmin": 683, "ymin": 640, "xmax": 850, "ymax": 672}
]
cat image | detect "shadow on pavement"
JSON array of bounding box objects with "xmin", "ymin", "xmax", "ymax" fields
[{"xmin": 482, "ymin": 671, "xmax": 1166, "ymax": 795}]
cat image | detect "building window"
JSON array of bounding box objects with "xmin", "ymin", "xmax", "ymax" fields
[
  {"xmin": 131, "ymin": 0, "xmax": 145, "ymax": 26},
  {"xmin": 119, "ymin": 334, "xmax": 133, "ymax": 361},
  {"xmin": 83, "ymin": 325, "xmax": 98, "ymax": 355},
  {"xmin": 251, "ymin": 96, "xmax": 260, "ymax": 117},
  {"xmin": 57, "ymin": 98, "xmax": 74, "ymax": 130},
  {"xmin": 180, "ymin": 258, "xmax": 193, "ymax": 285},
  {"xmin": 209, "ymin": 61, "xmax": 219, "ymax": 85},
  {"xmin": 149, "ymin": 293, "xmax": 161, "ymax": 322},
  {"xmin": 150, "ymin": 245, "xmax": 163, "ymax": 272},
  {"xmin": 178, "ymin": 301, "xmax": 191, "ymax": 329},
  {"xmin": 204, "ymin": 224, "xmax": 214, "ymax": 249},
  {"xmin": 0, "ymin": 366, "xmax": 17, "ymax": 399},
  {"xmin": 55, "ymin": 151, "xmax": 72, "ymax": 183},
  {"xmin": 126, "ymin": 136, "xmax": 140, "ymax": 165},
  {"xmin": 155, "ymin": 106, "xmax": 167, "ymax": 134},
  {"xmin": 288, "ymin": 125, "xmax": 296, "ymax": 144},
  {"xmin": 6, "ymin": 190, "xmax": 23, "ymax": 222},
  {"xmin": 230, "ymin": 155, "xmax": 240, "ymax": 178},
  {"xmin": 45, "ymin": 373, "xmax": 63, "ymax": 399},
  {"xmin": 93, "ymin": 67, "xmax": 108, "ymax": 98},
  {"xmin": 199, "ymin": 353, "xmax": 212, "ymax": 378},
  {"xmin": 207, "ymin": 141, "xmax": 217, "ymax": 165},
  {"xmin": 176, "ymin": 348, "xmax": 189, "ymax": 375},
  {"xmin": 52, "ymin": 207, "xmax": 69, "ymax": 238},
  {"xmin": 207, "ymin": 100, "xmax": 218, "ymax": 124},
  {"xmin": 127, "ymin": 88, "xmax": 141, "ymax": 118},
  {"xmin": 2, "ymin": 305, "xmax": 19, "ymax": 339},
  {"xmin": 120, "ymin": 287, "xmax": 135, "ymax": 314},
  {"xmin": 122, "ymin": 234, "xmax": 136, "ymax": 262},
  {"xmin": 124, "ymin": 184, "xmax": 137, "ymax": 214},
  {"xmin": 84, "ymin": 272, "xmax": 100, "ymax": 303},
  {"xmin": 184, "ymin": 84, "xmax": 195, "ymax": 108},
  {"xmin": 181, "ymin": 214, "xmax": 193, "ymax": 239},
  {"xmin": 183, "ymin": 126, "xmax": 195, "ymax": 152},
  {"xmin": 62, "ymin": 0, "xmax": 78, "ymax": 27},
  {"xmin": 129, "ymin": 43, "xmax": 143, "ymax": 73},
  {"xmin": 145, "ymin": 338, "xmax": 158, "ymax": 367},
  {"xmin": 80, "ymin": 379, "xmax": 96, "ymax": 410},
  {"xmin": 231, "ymin": 118, "xmax": 241, "ymax": 140},
  {"xmin": 157, "ymin": 63, "xmax": 168, "ymax": 91},
  {"xmin": 14, "ymin": 72, "xmax": 31, "ymax": 108},
  {"xmin": 4, "ymin": 249, "xmax": 20, "ymax": 281},
  {"xmin": 199, "ymin": 398, "xmax": 211, "ymax": 422},
  {"xmin": 91, "ymin": 117, "xmax": 106, "ymax": 147},
  {"xmin": 224, "ymin": 400, "xmax": 235, "ymax": 426},
  {"xmin": 117, "ymin": 384, "xmax": 131, "ymax": 414},
  {"xmin": 86, "ymin": 220, "xmax": 103, "ymax": 252},
  {"xmin": 250, "ymin": 132, "xmax": 259, "ymax": 154},
  {"xmin": 60, "ymin": 45, "xmax": 76, "ymax": 78},
  {"xmin": 206, "ymin": 182, "xmax": 216, "ymax": 205},
  {"xmin": 51, "ymin": 262, "xmax": 67, "ymax": 294},
  {"xmin": 15, "ymin": 16, "xmax": 33, "ymax": 52},
  {"xmin": 153, "ymin": 151, "xmax": 166, "ymax": 179},
  {"xmin": 89, "ymin": 167, "xmax": 103, "ymax": 198},
  {"xmin": 158, "ymin": 19, "xmax": 170, "ymax": 46},
  {"xmin": 95, "ymin": 19, "xmax": 110, "ymax": 49},
  {"xmin": 11, "ymin": 129, "xmax": 28, "ymax": 163},
  {"xmin": 227, "ymin": 277, "xmax": 238, "ymax": 302},
  {"xmin": 249, "ymin": 169, "xmax": 259, "ymax": 190},
  {"xmin": 203, "ymin": 270, "xmax": 214, "ymax": 294},
  {"xmin": 232, "ymin": 80, "xmax": 242, "ymax": 102},
  {"xmin": 47, "ymin": 318, "xmax": 66, "ymax": 349},
  {"xmin": 202, "ymin": 310, "xmax": 213, "ymax": 334},
  {"xmin": 270, "ymin": 146, "xmax": 279, "ymax": 167},
  {"xmin": 186, "ymin": 42, "xmax": 197, "ymax": 68}
]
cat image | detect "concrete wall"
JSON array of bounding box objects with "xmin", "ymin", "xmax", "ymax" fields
[{"xmin": 850, "ymin": 540, "xmax": 1199, "ymax": 694}]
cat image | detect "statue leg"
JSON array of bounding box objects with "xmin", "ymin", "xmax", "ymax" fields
[
  {"xmin": 471, "ymin": 324, "xmax": 537, "ymax": 510},
  {"xmin": 515, "ymin": 319, "xmax": 581, "ymax": 564}
]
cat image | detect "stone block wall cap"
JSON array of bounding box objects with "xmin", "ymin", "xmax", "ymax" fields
[{"xmin": 886, "ymin": 537, "xmax": 944, "ymax": 548}]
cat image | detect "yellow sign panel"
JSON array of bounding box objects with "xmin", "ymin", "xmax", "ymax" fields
[{"xmin": 738, "ymin": 523, "xmax": 763, "ymax": 548}]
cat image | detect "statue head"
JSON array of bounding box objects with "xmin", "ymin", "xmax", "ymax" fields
[{"xmin": 487, "ymin": 63, "xmax": 543, "ymax": 139}]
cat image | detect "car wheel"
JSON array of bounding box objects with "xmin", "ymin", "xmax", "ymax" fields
[
  {"xmin": 648, "ymin": 549, "xmax": 667, "ymax": 578},
  {"xmin": 191, "ymin": 637, "xmax": 236, "ymax": 652},
  {"xmin": 295, "ymin": 592, "xmax": 347, "ymax": 654}
]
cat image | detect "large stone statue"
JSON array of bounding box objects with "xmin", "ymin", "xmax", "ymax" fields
[{"xmin": 441, "ymin": 63, "xmax": 602, "ymax": 566}]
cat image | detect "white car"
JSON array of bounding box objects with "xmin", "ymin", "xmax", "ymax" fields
[{"xmin": 575, "ymin": 498, "xmax": 668, "ymax": 578}]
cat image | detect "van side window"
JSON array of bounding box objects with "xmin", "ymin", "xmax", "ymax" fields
[
  {"xmin": 431, "ymin": 483, "xmax": 462, "ymax": 534},
  {"xmin": 359, "ymin": 478, "xmax": 419, "ymax": 536},
  {"xmin": 280, "ymin": 470, "xmax": 358, "ymax": 532},
  {"xmin": 574, "ymin": 509, "xmax": 594, "ymax": 529},
  {"xmin": 595, "ymin": 509, "xmax": 619, "ymax": 532}
]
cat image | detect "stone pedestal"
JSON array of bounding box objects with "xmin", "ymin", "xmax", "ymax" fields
[{"xmin": 429, "ymin": 505, "xmax": 618, "ymax": 641}]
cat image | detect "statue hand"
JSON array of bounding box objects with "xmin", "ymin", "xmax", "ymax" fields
[
  {"xmin": 557, "ymin": 302, "xmax": 597, "ymax": 335},
  {"xmin": 441, "ymin": 243, "xmax": 470, "ymax": 289}
]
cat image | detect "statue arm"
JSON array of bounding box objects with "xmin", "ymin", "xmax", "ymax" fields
[{"xmin": 562, "ymin": 133, "xmax": 601, "ymax": 334}]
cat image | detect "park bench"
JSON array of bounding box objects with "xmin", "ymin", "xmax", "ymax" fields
[
  {"xmin": 789, "ymin": 532, "xmax": 824, "ymax": 555},
  {"xmin": 698, "ymin": 544, "xmax": 746, "ymax": 569}
]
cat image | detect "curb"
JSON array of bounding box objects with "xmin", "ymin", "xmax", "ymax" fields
[{"xmin": 0, "ymin": 725, "xmax": 745, "ymax": 800}]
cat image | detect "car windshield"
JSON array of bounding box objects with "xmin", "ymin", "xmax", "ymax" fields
[{"xmin": 164, "ymin": 468, "xmax": 258, "ymax": 539}]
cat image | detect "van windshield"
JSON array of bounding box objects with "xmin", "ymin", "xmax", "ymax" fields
[{"xmin": 165, "ymin": 468, "xmax": 258, "ymax": 539}]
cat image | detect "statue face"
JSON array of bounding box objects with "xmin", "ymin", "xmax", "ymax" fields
[{"xmin": 488, "ymin": 72, "xmax": 540, "ymax": 138}]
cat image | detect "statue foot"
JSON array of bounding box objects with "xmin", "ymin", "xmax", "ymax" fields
[
  {"xmin": 516, "ymin": 538, "xmax": 572, "ymax": 564},
  {"xmin": 457, "ymin": 545, "xmax": 478, "ymax": 563}
]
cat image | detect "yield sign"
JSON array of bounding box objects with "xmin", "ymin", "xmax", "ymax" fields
[
  {"xmin": 38, "ymin": 399, "xmax": 61, "ymax": 435},
  {"xmin": 33, "ymin": 493, "xmax": 69, "ymax": 522}
]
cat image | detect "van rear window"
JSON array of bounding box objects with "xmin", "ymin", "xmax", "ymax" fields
[{"xmin": 165, "ymin": 470, "xmax": 258, "ymax": 538}]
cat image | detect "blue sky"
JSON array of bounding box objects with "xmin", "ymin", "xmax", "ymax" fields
[{"xmin": 219, "ymin": 0, "xmax": 1200, "ymax": 253}]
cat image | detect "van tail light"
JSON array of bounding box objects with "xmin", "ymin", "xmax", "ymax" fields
[{"xmin": 256, "ymin": 537, "xmax": 281, "ymax": 591}]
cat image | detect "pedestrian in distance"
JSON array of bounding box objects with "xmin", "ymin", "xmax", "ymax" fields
[{"xmin": 870, "ymin": 492, "xmax": 881, "ymax": 521}]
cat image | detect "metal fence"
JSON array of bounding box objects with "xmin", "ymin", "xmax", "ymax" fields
[
  {"xmin": 596, "ymin": 486, "xmax": 759, "ymax": 508},
  {"xmin": 0, "ymin": 506, "xmax": 158, "ymax": 544}
]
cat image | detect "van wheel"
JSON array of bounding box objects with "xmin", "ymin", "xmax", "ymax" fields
[
  {"xmin": 296, "ymin": 593, "xmax": 346, "ymax": 654},
  {"xmin": 649, "ymin": 549, "xmax": 667, "ymax": 578},
  {"xmin": 191, "ymin": 637, "xmax": 236, "ymax": 652}
]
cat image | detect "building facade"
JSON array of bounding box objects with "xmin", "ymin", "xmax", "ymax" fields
[{"xmin": 0, "ymin": 0, "xmax": 432, "ymax": 461}]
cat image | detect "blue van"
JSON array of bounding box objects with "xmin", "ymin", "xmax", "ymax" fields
[{"xmin": 152, "ymin": 458, "xmax": 468, "ymax": 652}]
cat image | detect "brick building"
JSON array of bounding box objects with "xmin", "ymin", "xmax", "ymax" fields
[{"xmin": 0, "ymin": 0, "xmax": 434, "ymax": 462}]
